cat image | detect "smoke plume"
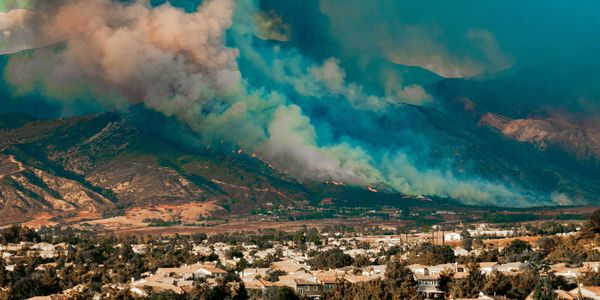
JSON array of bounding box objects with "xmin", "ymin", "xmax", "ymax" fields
[{"xmin": 0, "ymin": 0, "xmax": 543, "ymax": 206}]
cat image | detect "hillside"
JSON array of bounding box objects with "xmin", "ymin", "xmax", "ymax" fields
[{"xmin": 0, "ymin": 111, "xmax": 314, "ymax": 224}]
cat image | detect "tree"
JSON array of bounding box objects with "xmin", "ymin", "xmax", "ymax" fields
[
  {"xmin": 450, "ymin": 262, "xmax": 485, "ymax": 298},
  {"xmin": 536, "ymin": 237, "xmax": 558, "ymax": 255},
  {"xmin": 191, "ymin": 233, "xmax": 208, "ymax": 243},
  {"xmin": 236, "ymin": 258, "xmax": 249, "ymax": 272},
  {"xmin": 502, "ymin": 239, "xmax": 532, "ymax": 262},
  {"xmin": 233, "ymin": 283, "xmax": 249, "ymax": 300},
  {"xmin": 507, "ymin": 266, "xmax": 539, "ymax": 299},
  {"xmin": 462, "ymin": 238, "xmax": 474, "ymax": 251},
  {"xmin": 265, "ymin": 270, "xmax": 287, "ymax": 282},
  {"xmin": 545, "ymin": 272, "xmax": 575, "ymax": 291},
  {"xmin": 352, "ymin": 254, "xmax": 371, "ymax": 268},
  {"xmin": 292, "ymin": 229, "xmax": 306, "ymax": 250},
  {"xmin": 580, "ymin": 209, "xmax": 600, "ymax": 238},
  {"xmin": 264, "ymin": 286, "xmax": 301, "ymax": 300},
  {"xmin": 307, "ymin": 228, "xmax": 322, "ymax": 246},
  {"xmin": 384, "ymin": 260, "xmax": 421, "ymax": 299},
  {"xmin": 483, "ymin": 270, "xmax": 511, "ymax": 296},
  {"xmin": 0, "ymin": 225, "xmax": 40, "ymax": 244},
  {"xmin": 308, "ymin": 248, "xmax": 353, "ymax": 269},
  {"xmin": 437, "ymin": 270, "xmax": 454, "ymax": 296},
  {"xmin": 408, "ymin": 243, "xmax": 455, "ymax": 265},
  {"xmin": 505, "ymin": 239, "xmax": 531, "ymax": 255},
  {"xmin": 590, "ymin": 209, "xmax": 600, "ymax": 232},
  {"xmin": 578, "ymin": 269, "xmax": 600, "ymax": 286},
  {"xmin": 532, "ymin": 280, "xmax": 557, "ymax": 300},
  {"xmin": 473, "ymin": 238, "xmax": 484, "ymax": 249},
  {"xmin": 0, "ymin": 259, "xmax": 7, "ymax": 287}
]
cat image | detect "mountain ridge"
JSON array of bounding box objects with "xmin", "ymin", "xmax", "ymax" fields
[{"xmin": 0, "ymin": 111, "xmax": 316, "ymax": 224}]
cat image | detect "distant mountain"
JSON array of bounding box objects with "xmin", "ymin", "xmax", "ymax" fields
[
  {"xmin": 431, "ymin": 63, "xmax": 600, "ymax": 119},
  {"xmin": 427, "ymin": 64, "xmax": 600, "ymax": 204},
  {"xmin": 2, "ymin": 108, "xmax": 454, "ymax": 224},
  {"xmin": 479, "ymin": 113, "xmax": 600, "ymax": 160},
  {"xmin": 0, "ymin": 111, "xmax": 315, "ymax": 223}
]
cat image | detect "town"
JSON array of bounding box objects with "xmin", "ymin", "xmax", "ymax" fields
[{"xmin": 0, "ymin": 209, "xmax": 599, "ymax": 300}]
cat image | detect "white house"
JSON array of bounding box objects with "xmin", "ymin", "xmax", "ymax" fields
[
  {"xmin": 479, "ymin": 262, "xmax": 498, "ymax": 274},
  {"xmin": 407, "ymin": 264, "xmax": 428, "ymax": 275},
  {"xmin": 197, "ymin": 266, "xmax": 227, "ymax": 279},
  {"xmin": 453, "ymin": 247, "xmax": 469, "ymax": 257},
  {"xmin": 131, "ymin": 244, "xmax": 149, "ymax": 255},
  {"xmin": 496, "ymin": 262, "xmax": 525, "ymax": 273},
  {"xmin": 444, "ymin": 233, "xmax": 462, "ymax": 242},
  {"xmin": 428, "ymin": 263, "xmax": 460, "ymax": 275}
]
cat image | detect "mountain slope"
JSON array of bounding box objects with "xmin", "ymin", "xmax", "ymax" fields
[
  {"xmin": 479, "ymin": 113, "xmax": 600, "ymax": 160},
  {"xmin": 426, "ymin": 66, "xmax": 600, "ymax": 204},
  {"xmin": 0, "ymin": 111, "xmax": 313, "ymax": 223}
]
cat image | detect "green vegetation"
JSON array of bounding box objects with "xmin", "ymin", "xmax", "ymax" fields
[
  {"xmin": 408, "ymin": 243, "xmax": 456, "ymax": 265},
  {"xmin": 324, "ymin": 260, "xmax": 421, "ymax": 299},
  {"xmin": 308, "ymin": 248, "xmax": 354, "ymax": 270},
  {"xmin": 142, "ymin": 218, "xmax": 182, "ymax": 227}
]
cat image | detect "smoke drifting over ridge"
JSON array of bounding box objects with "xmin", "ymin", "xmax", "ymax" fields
[{"xmin": 0, "ymin": 0, "xmax": 544, "ymax": 206}]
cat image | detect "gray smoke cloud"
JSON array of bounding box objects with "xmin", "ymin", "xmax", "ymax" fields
[
  {"xmin": 319, "ymin": 0, "xmax": 514, "ymax": 78},
  {"xmin": 0, "ymin": 0, "xmax": 544, "ymax": 206}
]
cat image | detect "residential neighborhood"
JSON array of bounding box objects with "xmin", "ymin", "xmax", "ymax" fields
[{"xmin": 0, "ymin": 212, "xmax": 599, "ymax": 299}]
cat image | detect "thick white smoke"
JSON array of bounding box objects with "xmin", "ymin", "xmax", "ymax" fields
[
  {"xmin": 0, "ymin": 0, "xmax": 542, "ymax": 206},
  {"xmin": 4, "ymin": 0, "xmax": 240, "ymax": 120}
]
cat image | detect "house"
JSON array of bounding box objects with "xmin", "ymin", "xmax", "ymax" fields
[
  {"xmin": 295, "ymin": 278, "xmax": 321, "ymax": 298},
  {"xmin": 197, "ymin": 266, "xmax": 227, "ymax": 279},
  {"xmin": 131, "ymin": 244, "xmax": 149, "ymax": 255},
  {"xmin": 317, "ymin": 275, "xmax": 338, "ymax": 292},
  {"xmin": 241, "ymin": 267, "xmax": 270, "ymax": 282},
  {"xmin": 415, "ymin": 274, "xmax": 444, "ymax": 299},
  {"xmin": 551, "ymin": 263, "xmax": 581, "ymax": 279},
  {"xmin": 244, "ymin": 279, "xmax": 276, "ymax": 293},
  {"xmin": 344, "ymin": 275, "xmax": 376, "ymax": 284},
  {"xmin": 155, "ymin": 263, "xmax": 226, "ymax": 280},
  {"xmin": 270, "ymin": 261, "xmax": 311, "ymax": 274},
  {"xmin": 496, "ymin": 262, "xmax": 525, "ymax": 273},
  {"xmin": 35, "ymin": 263, "xmax": 58, "ymax": 271},
  {"xmin": 525, "ymin": 289, "xmax": 575, "ymax": 300},
  {"xmin": 454, "ymin": 247, "xmax": 469, "ymax": 257},
  {"xmin": 407, "ymin": 264, "xmax": 428, "ymax": 275},
  {"xmin": 31, "ymin": 243, "xmax": 55, "ymax": 252},
  {"xmin": 362, "ymin": 265, "xmax": 387, "ymax": 277},
  {"xmin": 569, "ymin": 286, "xmax": 600, "ymax": 300},
  {"xmin": 429, "ymin": 263, "xmax": 463, "ymax": 275},
  {"xmin": 130, "ymin": 275, "xmax": 184, "ymax": 296},
  {"xmin": 467, "ymin": 229, "xmax": 515, "ymax": 237},
  {"xmin": 444, "ymin": 233, "xmax": 462, "ymax": 242},
  {"xmin": 155, "ymin": 266, "xmax": 196, "ymax": 280},
  {"xmin": 276, "ymin": 271, "xmax": 315, "ymax": 289},
  {"xmin": 479, "ymin": 262, "xmax": 498, "ymax": 274}
]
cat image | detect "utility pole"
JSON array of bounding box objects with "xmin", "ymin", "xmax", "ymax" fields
[{"xmin": 442, "ymin": 229, "xmax": 445, "ymax": 246}]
